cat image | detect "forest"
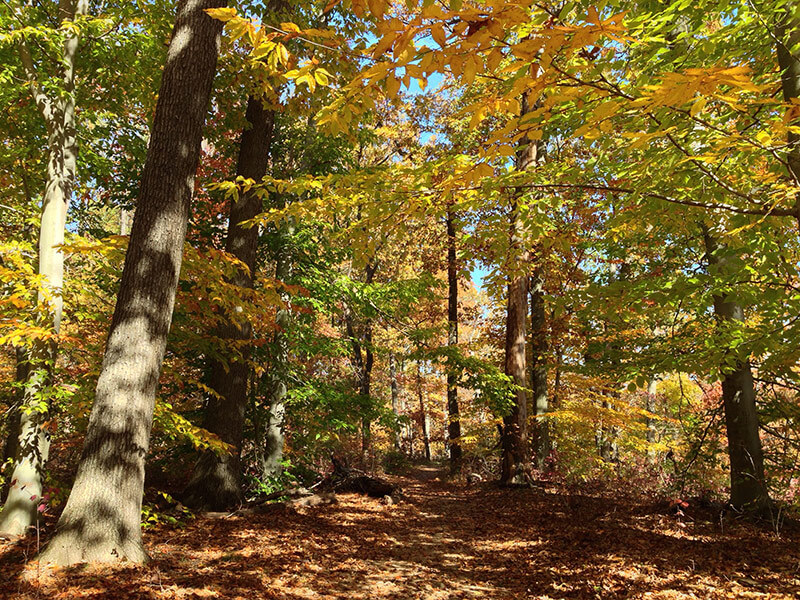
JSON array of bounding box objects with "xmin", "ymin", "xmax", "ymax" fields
[{"xmin": 2, "ymin": 0, "xmax": 800, "ymax": 597}]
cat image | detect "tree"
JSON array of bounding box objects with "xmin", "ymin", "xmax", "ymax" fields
[
  {"xmin": 0, "ymin": 0, "xmax": 89, "ymax": 537},
  {"xmin": 703, "ymin": 226, "xmax": 771, "ymax": 513},
  {"xmin": 446, "ymin": 204, "xmax": 462, "ymax": 474},
  {"xmin": 183, "ymin": 96, "xmax": 275, "ymax": 510},
  {"xmin": 500, "ymin": 95, "xmax": 539, "ymax": 485},
  {"xmin": 39, "ymin": 0, "xmax": 228, "ymax": 565}
]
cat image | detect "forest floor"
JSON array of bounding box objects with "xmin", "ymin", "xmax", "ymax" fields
[{"xmin": 1, "ymin": 465, "xmax": 799, "ymax": 599}]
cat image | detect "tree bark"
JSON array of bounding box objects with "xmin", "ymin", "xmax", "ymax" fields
[
  {"xmin": 776, "ymin": 2, "xmax": 800, "ymax": 199},
  {"xmin": 183, "ymin": 97, "xmax": 274, "ymax": 510},
  {"xmin": 446, "ymin": 205, "xmax": 462, "ymax": 474},
  {"xmin": 39, "ymin": 0, "xmax": 227, "ymax": 565},
  {"xmin": 0, "ymin": 0, "xmax": 88, "ymax": 537},
  {"xmin": 701, "ymin": 228, "xmax": 771, "ymax": 512},
  {"xmin": 500, "ymin": 93, "xmax": 537, "ymax": 485}
]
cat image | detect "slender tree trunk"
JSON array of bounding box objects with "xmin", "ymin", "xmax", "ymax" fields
[
  {"xmin": 0, "ymin": 0, "xmax": 88, "ymax": 537},
  {"xmin": 446, "ymin": 205, "xmax": 462, "ymax": 474},
  {"xmin": 260, "ymin": 220, "xmax": 292, "ymax": 480},
  {"xmin": 344, "ymin": 260, "xmax": 376, "ymax": 460},
  {"xmin": 529, "ymin": 268, "xmax": 550, "ymax": 470},
  {"xmin": 417, "ymin": 361, "xmax": 431, "ymax": 461},
  {"xmin": 389, "ymin": 353, "xmax": 401, "ymax": 452},
  {"xmin": 702, "ymin": 228, "xmax": 771, "ymax": 513},
  {"xmin": 646, "ymin": 376, "xmax": 658, "ymax": 446},
  {"xmin": 183, "ymin": 97, "xmax": 274, "ymax": 510},
  {"xmin": 39, "ymin": 0, "xmax": 227, "ymax": 565}
]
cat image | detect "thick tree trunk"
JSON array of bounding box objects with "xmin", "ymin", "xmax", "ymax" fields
[
  {"xmin": 703, "ymin": 228, "xmax": 771, "ymax": 513},
  {"xmin": 0, "ymin": 0, "xmax": 87, "ymax": 536},
  {"xmin": 501, "ymin": 264, "xmax": 529, "ymax": 484},
  {"xmin": 183, "ymin": 97, "xmax": 274, "ymax": 510},
  {"xmin": 500, "ymin": 93, "xmax": 538, "ymax": 485},
  {"xmin": 39, "ymin": 0, "xmax": 226, "ymax": 565},
  {"xmin": 446, "ymin": 206, "xmax": 462, "ymax": 474},
  {"xmin": 417, "ymin": 361, "xmax": 431, "ymax": 461},
  {"xmin": 776, "ymin": 3, "xmax": 800, "ymax": 197},
  {"xmin": 529, "ymin": 269, "xmax": 550, "ymax": 470}
]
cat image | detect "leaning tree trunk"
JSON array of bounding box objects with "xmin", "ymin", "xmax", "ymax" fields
[
  {"xmin": 702, "ymin": 227, "xmax": 771, "ymax": 513},
  {"xmin": 39, "ymin": 0, "xmax": 227, "ymax": 565},
  {"xmin": 446, "ymin": 205, "xmax": 462, "ymax": 474},
  {"xmin": 183, "ymin": 97, "xmax": 274, "ymax": 510},
  {"xmin": 0, "ymin": 0, "xmax": 88, "ymax": 537}
]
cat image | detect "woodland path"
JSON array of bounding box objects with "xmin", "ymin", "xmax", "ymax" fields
[{"xmin": 1, "ymin": 466, "xmax": 800, "ymax": 599}]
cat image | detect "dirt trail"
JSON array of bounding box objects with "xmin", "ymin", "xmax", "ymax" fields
[{"xmin": 1, "ymin": 467, "xmax": 799, "ymax": 599}]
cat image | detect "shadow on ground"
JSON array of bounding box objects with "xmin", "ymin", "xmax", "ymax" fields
[{"xmin": 1, "ymin": 466, "xmax": 798, "ymax": 599}]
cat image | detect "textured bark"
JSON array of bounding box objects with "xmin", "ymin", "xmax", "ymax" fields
[
  {"xmin": 0, "ymin": 0, "xmax": 87, "ymax": 536},
  {"xmin": 501, "ymin": 263, "xmax": 529, "ymax": 484},
  {"xmin": 777, "ymin": 4, "xmax": 800, "ymax": 181},
  {"xmin": 39, "ymin": 0, "xmax": 226, "ymax": 565},
  {"xmin": 500, "ymin": 93, "xmax": 537, "ymax": 485},
  {"xmin": 529, "ymin": 270, "xmax": 550, "ymax": 470},
  {"xmin": 703, "ymin": 229, "xmax": 771, "ymax": 513},
  {"xmin": 183, "ymin": 97, "xmax": 274, "ymax": 510},
  {"xmin": 776, "ymin": 3, "xmax": 800, "ymax": 228},
  {"xmin": 446, "ymin": 206, "xmax": 462, "ymax": 474}
]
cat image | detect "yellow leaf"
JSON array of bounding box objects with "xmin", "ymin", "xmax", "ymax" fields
[
  {"xmin": 205, "ymin": 7, "xmax": 237, "ymax": 22},
  {"xmin": 314, "ymin": 69, "xmax": 330, "ymax": 86},
  {"xmin": 368, "ymin": 0, "xmax": 386, "ymax": 18},
  {"xmin": 689, "ymin": 96, "xmax": 708, "ymax": 117},
  {"xmin": 431, "ymin": 24, "xmax": 447, "ymax": 47},
  {"xmin": 386, "ymin": 75, "xmax": 401, "ymax": 97}
]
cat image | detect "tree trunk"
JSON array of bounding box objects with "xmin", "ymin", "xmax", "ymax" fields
[
  {"xmin": 500, "ymin": 93, "xmax": 537, "ymax": 485},
  {"xmin": 0, "ymin": 0, "xmax": 88, "ymax": 537},
  {"xmin": 776, "ymin": 2, "xmax": 800, "ymax": 212},
  {"xmin": 417, "ymin": 361, "xmax": 431, "ymax": 461},
  {"xmin": 529, "ymin": 269, "xmax": 550, "ymax": 470},
  {"xmin": 446, "ymin": 205, "xmax": 462, "ymax": 474},
  {"xmin": 39, "ymin": 0, "xmax": 227, "ymax": 565},
  {"xmin": 2, "ymin": 347, "xmax": 27, "ymax": 497},
  {"xmin": 260, "ymin": 219, "xmax": 292, "ymax": 480},
  {"xmin": 183, "ymin": 97, "xmax": 274, "ymax": 510},
  {"xmin": 389, "ymin": 353, "xmax": 401, "ymax": 452},
  {"xmin": 344, "ymin": 261, "xmax": 376, "ymax": 461},
  {"xmin": 702, "ymin": 228, "xmax": 771, "ymax": 513},
  {"xmin": 646, "ymin": 376, "xmax": 658, "ymax": 446}
]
